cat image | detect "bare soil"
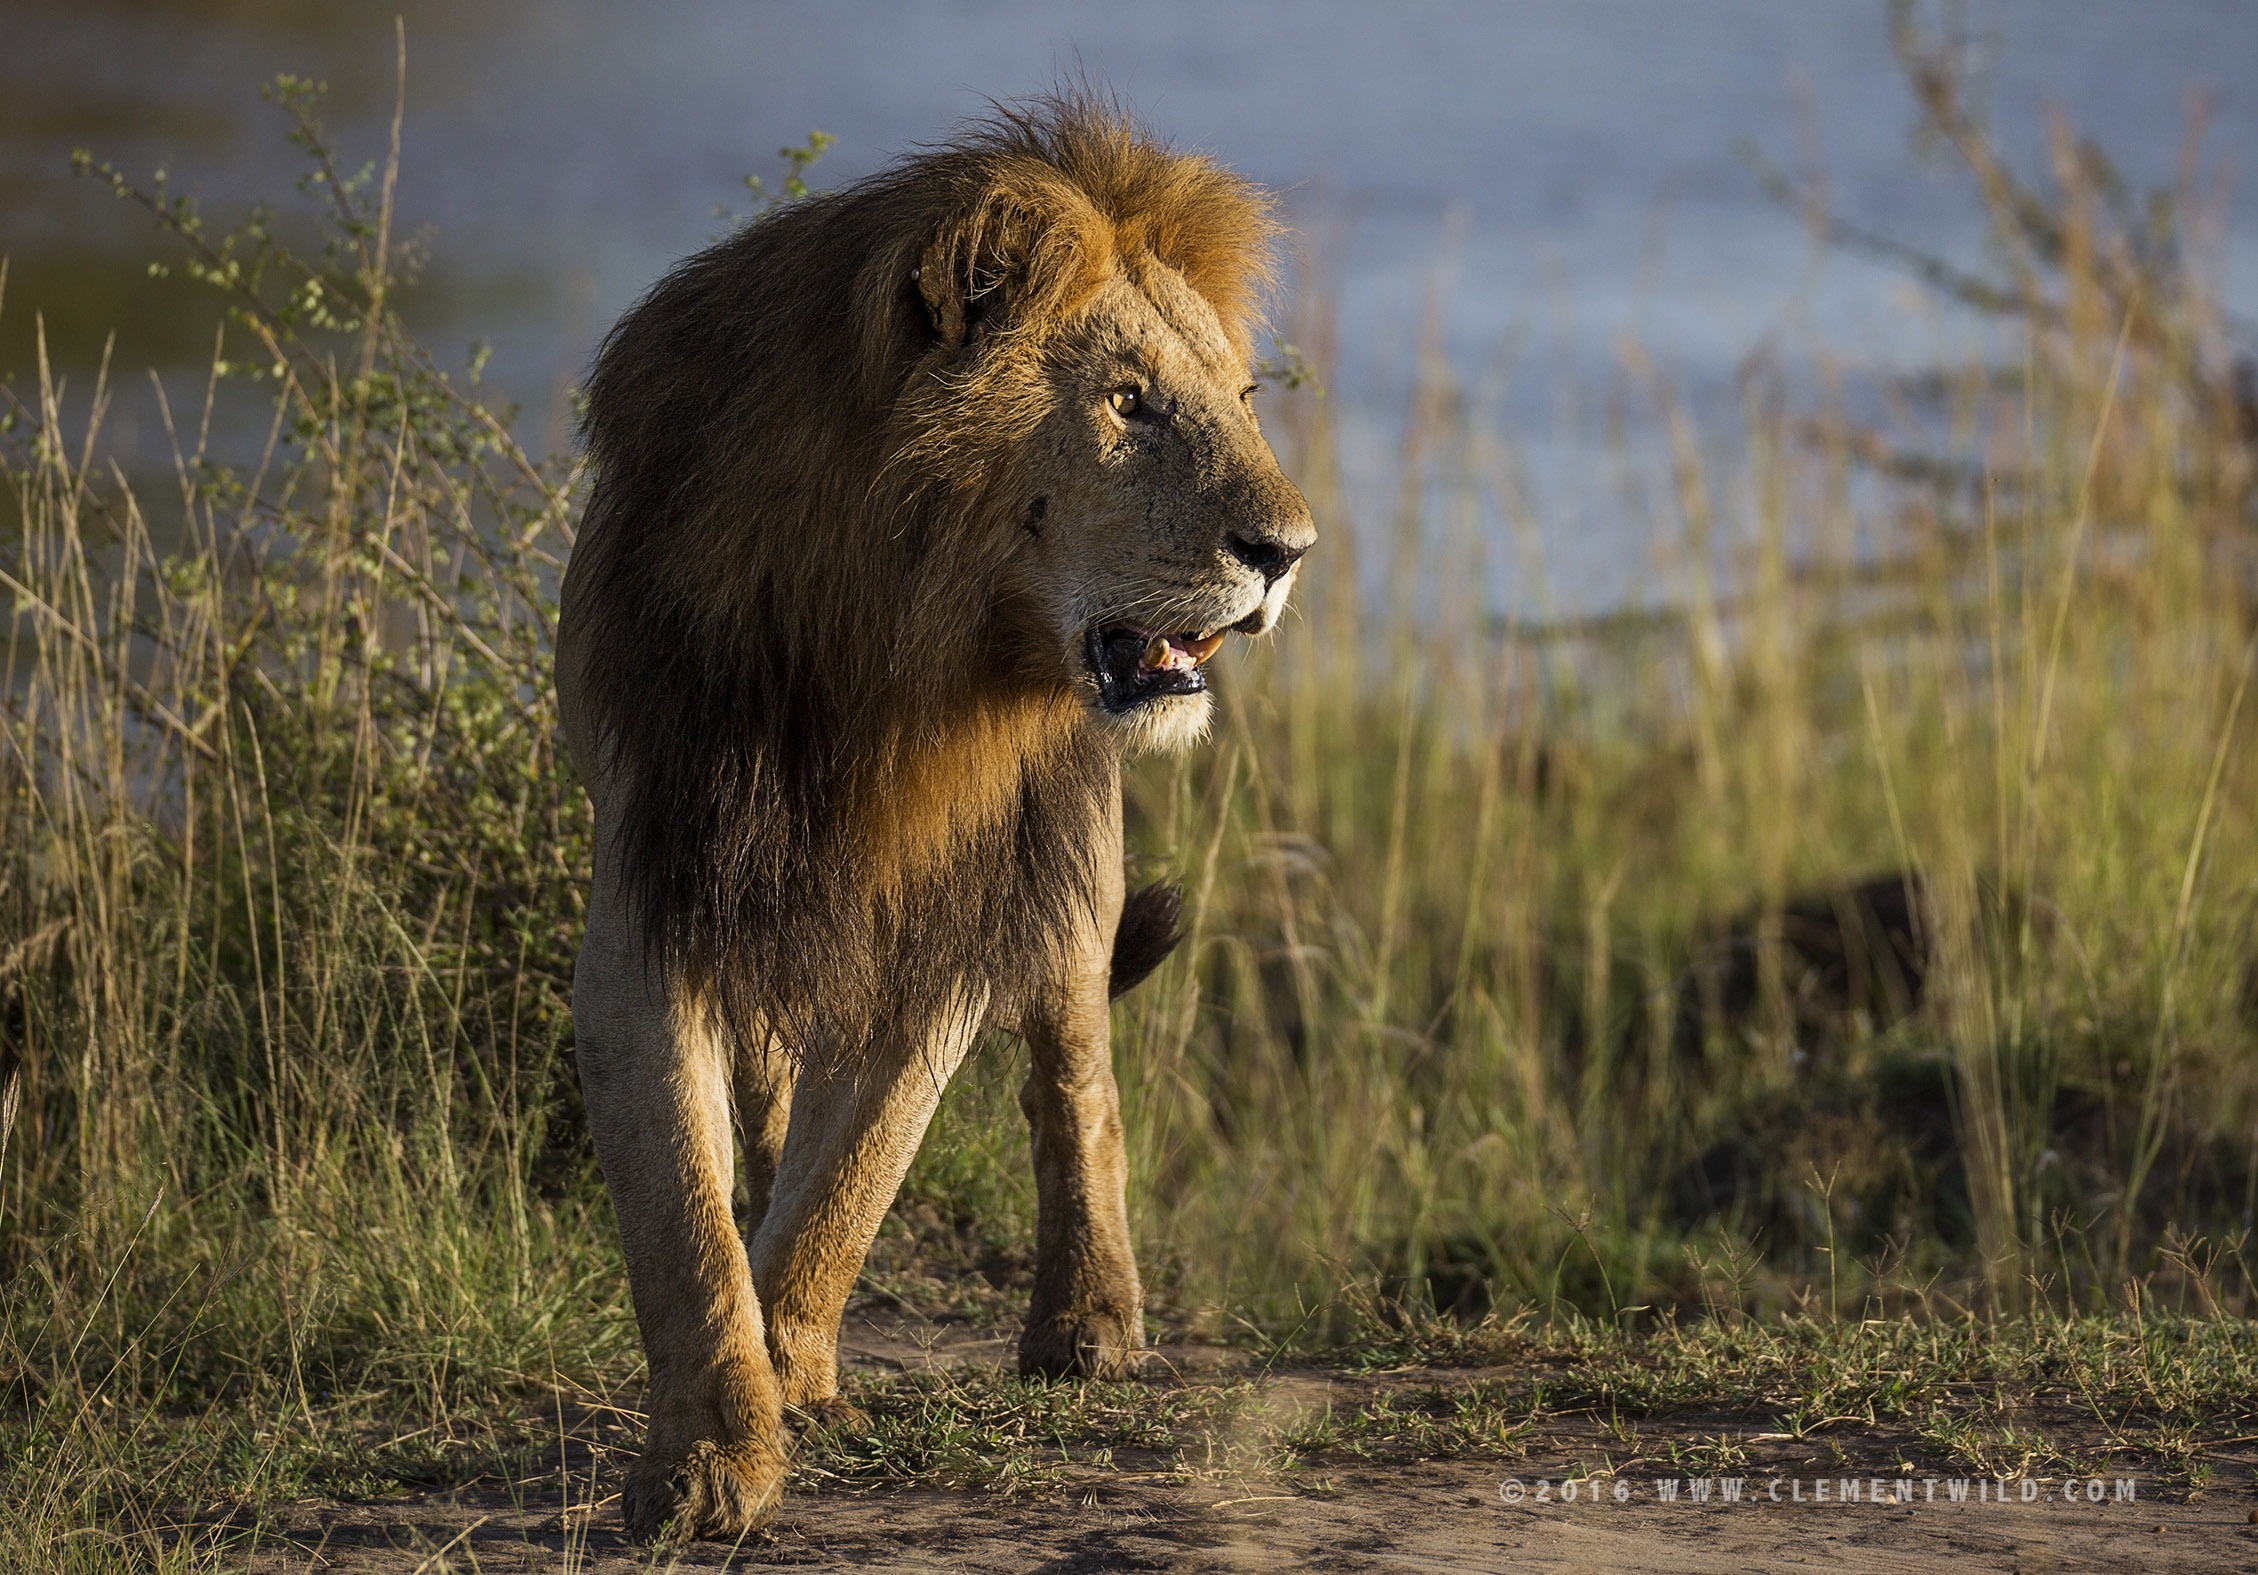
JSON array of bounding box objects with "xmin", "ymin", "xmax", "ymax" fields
[
  {"xmin": 246, "ymin": 1468, "xmax": 2257, "ymax": 1574},
  {"xmin": 226, "ymin": 1313, "xmax": 2258, "ymax": 1574}
]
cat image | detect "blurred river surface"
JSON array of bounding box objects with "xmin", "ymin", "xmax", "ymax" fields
[{"xmin": 3, "ymin": 0, "xmax": 2253, "ymax": 611}]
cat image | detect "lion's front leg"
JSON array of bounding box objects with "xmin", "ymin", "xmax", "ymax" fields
[
  {"xmin": 1017, "ymin": 814, "xmax": 1145, "ymax": 1379},
  {"xmin": 1017, "ymin": 974, "xmax": 1146, "ymax": 1377},
  {"xmin": 572, "ymin": 894, "xmax": 790, "ymax": 1542}
]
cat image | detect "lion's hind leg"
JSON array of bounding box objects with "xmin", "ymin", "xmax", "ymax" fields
[
  {"xmin": 732, "ymin": 1031, "xmax": 798, "ymax": 1236},
  {"xmin": 747, "ymin": 991, "xmax": 986, "ymax": 1425}
]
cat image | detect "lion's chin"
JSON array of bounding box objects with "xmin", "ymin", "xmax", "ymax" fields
[{"xmin": 1093, "ymin": 689, "xmax": 1213, "ymax": 755}]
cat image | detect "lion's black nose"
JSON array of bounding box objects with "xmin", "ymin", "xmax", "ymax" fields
[{"xmin": 1226, "ymin": 531, "xmax": 1310, "ymax": 585}]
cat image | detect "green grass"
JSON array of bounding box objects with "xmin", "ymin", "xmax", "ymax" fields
[
  {"xmin": 5, "ymin": 13, "xmax": 2258, "ymax": 1567},
  {"xmin": 806, "ymin": 1312, "xmax": 2258, "ymax": 1492},
  {"xmin": 12, "ymin": 1309, "xmax": 2247, "ymax": 1569}
]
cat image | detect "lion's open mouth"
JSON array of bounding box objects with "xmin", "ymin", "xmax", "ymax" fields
[{"xmin": 1086, "ymin": 624, "xmax": 1228, "ymax": 713}]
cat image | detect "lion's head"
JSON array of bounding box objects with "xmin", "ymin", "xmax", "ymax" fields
[
  {"xmin": 562, "ymin": 95, "xmax": 1309, "ymax": 1023},
  {"xmin": 882, "ymin": 105, "xmax": 1315, "ymax": 755},
  {"xmin": 1008, "ymin": 258, "xmax": 1313, "ymax": 751}
]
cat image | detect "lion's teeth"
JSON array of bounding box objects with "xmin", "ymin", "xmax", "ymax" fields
[{"xmin": 1142, "ymin": 635, "xmax": 1172, "ymax": 669}]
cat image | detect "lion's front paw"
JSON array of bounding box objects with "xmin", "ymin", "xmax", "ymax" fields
[
  {"xmin": 1019, "ymin": 1304, "xmax": 1145, "ymax": 1379},
  {"xmin": 622, "ymin": 1436, "xmax": 789, "ymax": 1543}
]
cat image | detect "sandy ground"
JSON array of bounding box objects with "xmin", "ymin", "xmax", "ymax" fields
[
  {"xmin": 244, "ymin": 1463, "xmax": 2258, "ymax": 1574},
  {"xmin": 229, "ymin": 1314, "xmax": 2258, "ymax": 1574}
]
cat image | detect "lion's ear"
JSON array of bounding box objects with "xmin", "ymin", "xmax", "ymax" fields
[
  {"xmin": 912, "ymin": 239, "xmax": 973, "ymax": 351},
  {"xmin": 912, "ymin": 195, "xmax": 1108, "ymax": 354},
  {"xmin": 914, "ymin": 231, "xmax": 1027, "ymax": 352},
  {"xmin": 855, "ymin": 230, "xmax": 1000, "ymax": 397}
]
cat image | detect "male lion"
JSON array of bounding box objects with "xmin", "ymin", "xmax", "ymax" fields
[{"xmin": 556, "ymin": 97, "xmax": 1313, "ymax": 1540}]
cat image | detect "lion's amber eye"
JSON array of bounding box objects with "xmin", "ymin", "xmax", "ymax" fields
[{"xmin": 1107, "ymin": 388, "xmax": 1140, "ymax": 418}]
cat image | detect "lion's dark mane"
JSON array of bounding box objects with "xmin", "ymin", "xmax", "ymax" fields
[{"xmin": 562, "ymin": 98, "xmax": 1270, "ymax": 1043}]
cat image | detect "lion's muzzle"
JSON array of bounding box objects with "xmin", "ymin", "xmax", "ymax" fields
[{"xmin": 1086, "ymin": 623, "xmax": 1229, "ymax": 713}]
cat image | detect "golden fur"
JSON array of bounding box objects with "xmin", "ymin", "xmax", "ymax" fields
[{"xmin": 556, "ymin": 95, "xmax": 1312, "ymax": 1541}]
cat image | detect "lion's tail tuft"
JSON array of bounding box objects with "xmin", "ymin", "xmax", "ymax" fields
[{"xmin": 1109, "ymin": 881, "xmax": 1184, "ymax": 1000}]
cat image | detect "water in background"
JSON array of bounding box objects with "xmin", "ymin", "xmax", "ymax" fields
[{"xmin": 4, "ymin": 0, "xmax": 2252, "ymax": 610}]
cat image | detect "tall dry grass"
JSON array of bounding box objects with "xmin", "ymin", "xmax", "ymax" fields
[{"xmin": 0, "ymin": 71, "xmax": 622, "ymax": 1566}]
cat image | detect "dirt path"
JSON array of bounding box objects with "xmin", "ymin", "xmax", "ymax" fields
[
  {"xmin": 232, "ymin": 1314, "xmax": 2258, "ymax": 1573},
  {"xmin": 248, "ymin": 1462, "xmax": 2256, "ymax": 1574}
]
